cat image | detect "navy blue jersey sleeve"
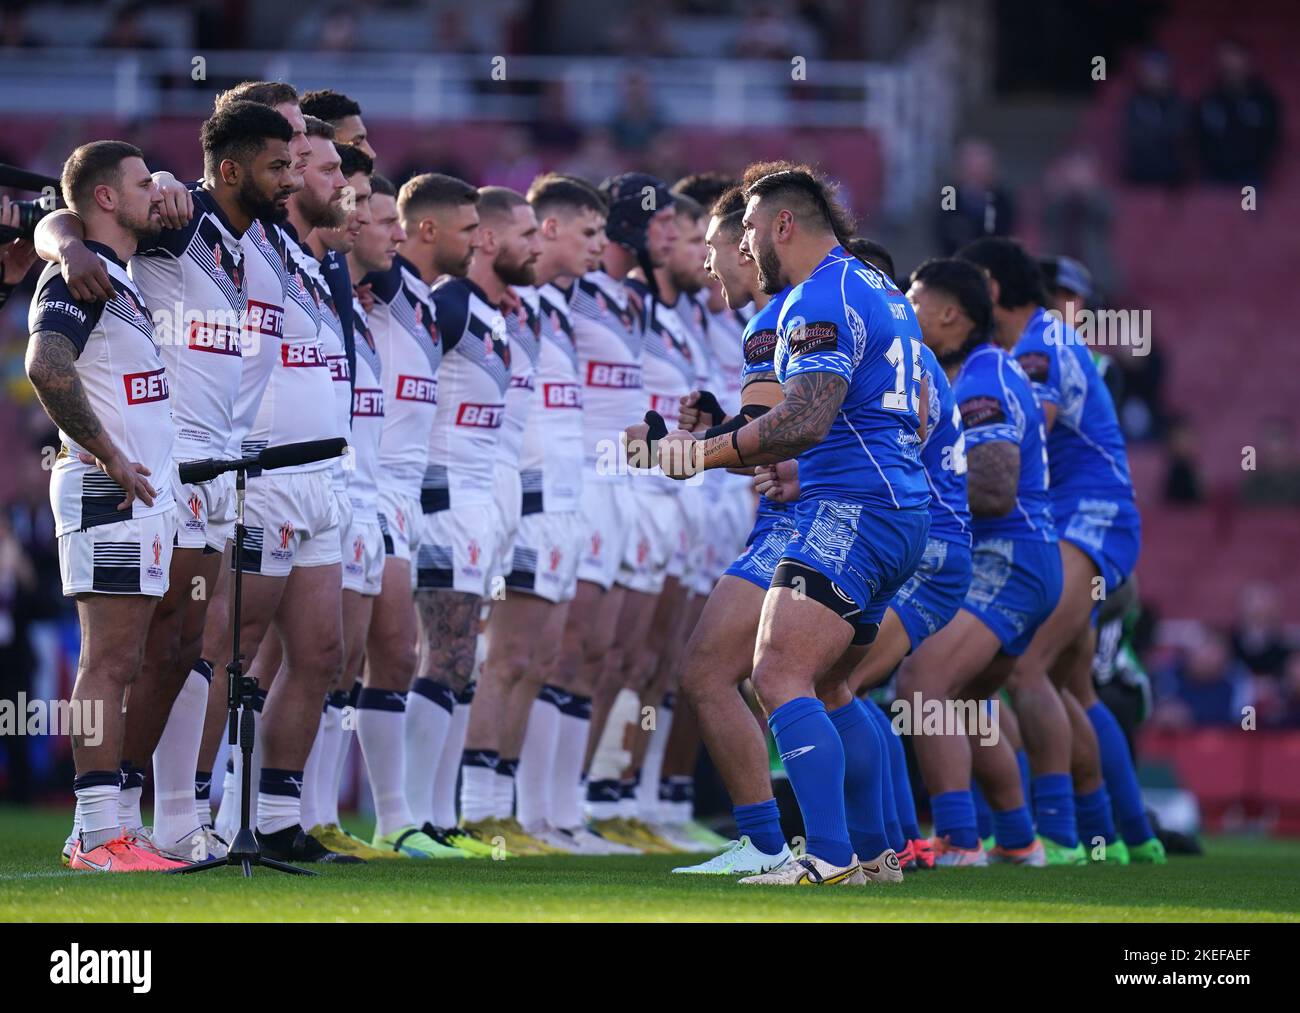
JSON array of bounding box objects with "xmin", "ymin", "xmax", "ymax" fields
[
  {"xmin": 431, "ymin": 279, "xmax": 471, "ymax": 353},
  {"xmin": 362, "ymin": 263, "xmax": 403, "ymax": 304},
  {"xmin": 955, "ymin": 355, "xmax": 1020, "ymax": 449},
  {"xmin": 28, "ymin": 265, "xmax": 103, "ymax": 356}
]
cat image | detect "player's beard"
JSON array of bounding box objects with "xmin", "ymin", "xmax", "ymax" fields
[
  {"xmin": 304, "ymin": 190, "xmax": 346, "ymax": 230},
  {"xmin": 121, "ymin": 205, "xmax": 163, "ymax": 244},
  {"xmin": 240, "ymin": 177, "xmax": 288, "ymax": 224},
  {"xmin": 496, "ymin": 252, "xmax": 537, "ymax": 287},
  {"xmin": 755, "ymin": 238, "xmax": 786, "ymax": 295},
  {"xmin": 437, "ymin": 247, "xmax": 474, "ymax": 279},
  {"xmin": 670, "ymin": 264, "xmax": 703, "ymax": 295}
]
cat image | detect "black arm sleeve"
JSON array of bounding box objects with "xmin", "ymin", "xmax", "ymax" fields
[{"xmin": 703, "ymin": 402, "xmax": 770, "ymax": 440}]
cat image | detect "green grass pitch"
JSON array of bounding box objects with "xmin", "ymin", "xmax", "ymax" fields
[{"xmin": 3, "ymin": 807, "xmax": 1298, "ymax": 922}]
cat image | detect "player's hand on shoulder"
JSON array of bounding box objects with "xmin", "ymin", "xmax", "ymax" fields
[
  {"xmin": 60, "ymin": 241, "xmax": 114, "ymax": 302},
  {"xmin": 79, "ymin": 450, "xmax": 157, "ymax": 509},
  {"xmin": 152, "ymin": 171, "xmax": 194, "ymax": 229},
  {"xmin": 657, "ymin": 429, "xmax": 701, "ymax": 480}
]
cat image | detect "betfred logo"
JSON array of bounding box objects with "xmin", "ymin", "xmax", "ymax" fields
[
  {"xmin": 544, "ymin": 383, "xmax": 582, "ymax": 409},
  {"xmin": 586, "ymin": 362, "xmax": 641, "ymax": 388},
  {"xmin": 282, "ymin": 341, "xmax": 327, "ymax": 367},
  {"xmin": 123, "ymin": 368, "xmax": 169, "ymax": 404},
  {"xmin": 244, "ymin": 300, "xmax": 284, "ymax": 338},
  {"xmin": 326, "ymin": 354, "xmax": 350, "ymax": 383},
  {"xmin": 509, "ymin": 374, "xmax": 535, "ymax": 390},
  {"xmin": 396, "ymin": 375, "xmax": 437, "ymax": 403},
  {"xmin": 455, "ymin": 403, "xmax": 505, "ymax": 428},
  {"xmin": 353, "ymin": 387, "xmax": 384, "ymax": 417},
  {"xmin": 188, "ymin": 319, "xmax": 242, "ymax": 356},
  {"xmin": 649, "ymin": 394, "xmax": 678, "ymax": 420}
]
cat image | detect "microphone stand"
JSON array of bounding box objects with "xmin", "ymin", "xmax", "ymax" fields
[{"xmin": 177, "ymin": 461, "xmax": 313, "ymax": 877}]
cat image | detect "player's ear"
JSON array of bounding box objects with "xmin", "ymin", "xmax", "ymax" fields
[
  {"xmin": 218, "ymin": 157, "xmax": 240, "ymax": 188},
  {"xmin": 987, "ymin": 276, "xmax": 1002, "ymax": 307},
  {"xmin": 92, "ymin": 183, "xmax": 116, "ymax": 214}
]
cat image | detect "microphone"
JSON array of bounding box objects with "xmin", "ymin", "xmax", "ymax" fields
[{"xmin": 178, "ymin": 438, "xmax": 347, "ymax": 485}]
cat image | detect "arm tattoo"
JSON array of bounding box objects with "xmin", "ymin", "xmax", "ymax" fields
[
  {"xmin": 25, "ymin": 331, "xmax": 107, "ymax": 453},
  {"xmin": 966, "ymin": 441, "xmax": 1020, "ymax": 517},
  {"xmin": 747, "ymin": 371, "xmax": 847, "ymax": 462}
]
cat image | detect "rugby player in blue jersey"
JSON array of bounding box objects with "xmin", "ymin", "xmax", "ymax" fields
[
  {"xmin": 959, "ymin": 238, "xmax": 1163, "ymax": 864},
  {"xmin": 659, "ymin": 166, "xmax": 930, "ymax": 886},
  {"xmin": 897, "ymin": 257, "xmax": 1062, "ymax": 866}
]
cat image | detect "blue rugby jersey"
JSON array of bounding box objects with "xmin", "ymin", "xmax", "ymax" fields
[
  {"xmin": 1012, "ymin": 307, "xmax": 1134, "ymax": 508},
  {"xmin": 771, "ymin": 247, "xmax": 928, "ymax": 510},
  {"xmin": 918, "ymin": 342, "xmax": 971, "ymax": 547},
  {"xmin": 739, "ymin": 288, "xmax": 791, "ymax": 521},
  {"xmin": 952, "ymin": 343, "xmax": 1055, "ymax": 541}
]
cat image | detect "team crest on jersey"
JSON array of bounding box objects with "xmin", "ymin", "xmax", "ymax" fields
[
  {"xmin": 185, "ymin": 493, "xmax": 203, "ymax": 531},
  {"xmin": 212, "ymin": 241, "xmax": 241, "ymax": 289},
  {"xmin": 595, "ymin": 291, "xmax": 607, "ymax": 315},
  {"xmin": 549, "ymin": 547, "xmax": 562, "ymax": 572},
  {"xmin": 273, "ymin": 521, "xmax": 295, "ymax": 560},
  {"xmin": 146, "ymin": 535, "xmax": 165, "ymax": 580}
]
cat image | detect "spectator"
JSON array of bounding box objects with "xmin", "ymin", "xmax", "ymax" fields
[
  {"xmin": 530, "ymin": 81, "xmax": 584, "ymax": 153},
  {"xmin": 391, "ymin": 135, "xmax": 472, "ymax": 193},
  {"xmin": 1241, "ymin": 416, "xmax": 1300, "ymax": 506},
  {"xmin": 1230, "ymin": 582, "xmax": 1293, "ymax": 679},
  {"xmin": 315, "ymin": 6, "xmax": 361, "ymax": 53},
  {"xmin": 480, "ymin": 127, "xmax": 543, "ymax": 193},
  {"xmin": 1264, "ymin": 653, "xmax": 1300, "ymax": 728},
  {"xmin": 608, "ymin": 68, "xmax": 664, "ymax": 154},
  {"xmin": 1041, "ymin": 149, "xmax": 1118, "ymax": 303},
  {"xmin": 1197, "ymin": 39, "xmax": 1281, "ymax": 185},
  {"xmin": 733, "ymin": 4, "xmax": 798, "ymax": 61},
  {"xmin": 1122, "ymin": 49, "xmax": 1191, "ymax": 186},
  {"xmin": 1162, "ymin": 415, "xmax": 1203, "ymax": 504},
  {"xmin": 1153, "ymin": 629, "xmax": 1252, "ymax": 728},
  {"xmin": 608, "ymin": 3, "xmax": 675, "ymax": 59},
  {"xmin": 559, "ymin": 128, "xmax": 624, "ymax": 186},
  {"xmin": 97, "ymin": 2, "xmax": 161, "ymax": 50},
  {"xmin": 934, "ymin": 138, "xmax": 1016, "ymax": 256}
]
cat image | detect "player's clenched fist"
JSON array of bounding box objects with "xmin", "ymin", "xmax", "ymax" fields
[
  {"xmin": 753, "ymin": 459, "xmax": 800, "ymax": 502},
  {"xmin": 657, "ymin": 429, "xmax": 702, "ymax": 479}
]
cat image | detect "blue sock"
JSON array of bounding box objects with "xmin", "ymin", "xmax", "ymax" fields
[
  {"xmin": 828, "ymin": 700, "xmax": 889, "ymax": 861},
  {"xmin": 769, "ymin": 697, "xmax": 852, "ymax": 866},
  {"xmin": 1031, "ymin": 773, "xmax": 1078, "ymax": 847},
  {"xmin": 931, "ymin": 790, "xmax": 979, "ymax": 849},
  {"xmin": 1016, "ymin": 749, "xmax": 1032, "ymax": 802},
  {"xmin": 859, "ymin": 701, "xmax": 905, "ymax": 851},
  {"xmin": 992, "ymin": 806, "xmax": 1035, "ymax": 850},
  {"xmin": 1086, "ymin": 701, "xmax": 1155, "ymax": 844},
  {"xmin": 1075, "ymin": 787, "xmax": 1117, "ymax": 848},
  {"xmin": 971, "ymin": 780, "xmax": 995, "ymax": 840},
  {"xmin": 872, "ymin": 701, "xmax": 922, "ymax": 840},
  {"xmin": 733, "ymin": 799, "xmax": 785, "ymax": 856}
]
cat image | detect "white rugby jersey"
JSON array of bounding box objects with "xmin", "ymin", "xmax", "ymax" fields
[
  {"xmin": 703, "ymin": 298, "xmax": 754, "ymax": 491},
  {"xmin": 496, "ymin": 292, "xmax": 540, "ymax": 470},
  {"xmin": 313, "ymin": 252, "xmax": 353, "ymax": 493},
  {"xmin": 243, "ymin": 225, "xmax": 341, "ymax": 473},
  {"xmin": 627, "ymin": 279, "xmax": 695, "ymax": 491},
  {"xmin": 569, "ymin": 270, "xmax": 642, "ymax": 480},
  {"xmin": 424, "ymin": 277, "xmax": 512, "ymax": 511},
  {"xmin": 127, "ymin": 186, "xmax": 245, "ymax": 461},
  {"xmin": 229, "ymin": 218, "xmax": 286, "ymax": 458},
  {"xmin": 348, "ymin": 297, "xmax": 384, "ymax": 514},
  {"xmin": 364, "ymin": 253, "xmax": 441, "ymax": 502},
  {"xmin": 517, "ymin": 283, "xmax": 583, "ymax": 514},
  {"xmin": 29, "ymin": 244, "xmax": 175, "ymax": 535}
]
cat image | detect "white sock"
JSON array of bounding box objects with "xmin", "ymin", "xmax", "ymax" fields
[
  {"xmin": 404, "ymin": 679, "xmax": 453, "ymax": 828},
  {"xmin": 317, "ymin": 699, "xmax": 346, "ymax": 827},
  {"xmin": 357, "ymin": 689, "xmax": 416, "ymax": 836},
  {"xmin": 75, "ymin": 778, "xmax": 120, "ymax": 850},
  {"xmin": 255, "ymin": 772, "xmax": 302, "ymax": 836},
  {"xmin": 553, "ymin": 709, "xmax": 590, "ymax": 830},
  {"xmin": 517, "ymin": 694, "xmax": 561, "ymax": 831},
  {"xmin": 459, "ymin": 757, "xmax": 498, "ymax": 823},
  {"xmin": 299, "ymin": 706, "xmax": 328, "ymax": 832},
  {"xmin": 433, "ymin": 702, "xmax": 470, "ymax": 828},
  {"xmin": 117, "ymin": 766, "xmax": 144, "ymax": 831},
  {"xmin": 194, "ymin": 770, "xmax": 214, "ymax": 830},
  {"xmin": 494, "ymin": 761, "xmax": 517, "ymax": 819},
  {"xmin": 65, "ymin": 808, "xmax": 82, "ymax": 850},
  {"xmin": 637, "ymin": 699, "xmax": 674, "ymax": 823},
  {"xmin": 151, "ymin": 666, "xmax": 210, "ymax": 848}
]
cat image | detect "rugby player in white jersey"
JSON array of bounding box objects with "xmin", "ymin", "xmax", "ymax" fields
[
  {"xmin": 552, "ymin": 173, "xmax": 676, "ymax": 852},
  {"xmin": 290, "ymin": 143, "xmax": 390, "ymax": 856},
  {"xmin": 358, "ymin": 174, "xmax": 484, "ymax": 858},
  {"xmin": 27, "ymin": 141, "xmax": 183, "ymax": 871},
  {"xmin": 36, "ymin": 103, "xmax": 298, "ymax": 863},
  {"xmin": 600, "ymin": 191, "xmax": 715, "ymax": 853},
  {"xmin": 509, "ymin": 174, "xmax": 633, "ymax": 853},
  {"xmin": 445, "ymin": 187, "xmax": 560, "ymax": 855},
  {"xmin": 210, "ymin": 115, "xmax": 358, "ymax": 863}
]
